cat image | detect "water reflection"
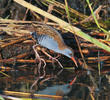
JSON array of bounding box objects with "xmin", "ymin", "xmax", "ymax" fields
[{"xmin": 0, "ymin": 65, "xmax": 110, "ymax": 100}]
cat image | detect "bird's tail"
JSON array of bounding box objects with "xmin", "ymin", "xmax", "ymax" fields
[{"xmin": 30, "ymin": 32, "xmax": 38, "ymax": 40}]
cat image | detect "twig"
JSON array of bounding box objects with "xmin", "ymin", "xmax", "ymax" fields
[
  {"xmin": 1, "ymin": 35, "xmax": 32, "ymax": 48},
  {"xmin": 74, "ymin": 5, "xmax": 104, "ymax": 25},
  {"xmin": 4, "ymin": 90, "xmax": 63, "ymax": 99},
  {"xmin": 13, "ymin": 0, "xmax": 110, "ymax": 52}
]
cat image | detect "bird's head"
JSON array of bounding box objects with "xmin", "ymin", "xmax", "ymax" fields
[{"xmin": 61, "ymin": 47, "xmax": 78, "ymax": 67}]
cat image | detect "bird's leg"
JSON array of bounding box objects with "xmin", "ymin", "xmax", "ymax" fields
[
  {"xmin": 33, "ymin": 45, "xmax": 41, "ymax": 75},
  {"xmin": 33, "ymin": 45, "xmax": 46, "ymax": 75},
  {"xmin": 31, "ymin": 45, "xmax": 46, "ymax": 90},
  {"xmin": 41, "ymin": 48, "xmax": 63, "ymax": 68}
]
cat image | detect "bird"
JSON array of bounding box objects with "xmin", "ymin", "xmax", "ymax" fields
[{"xmin": 30, "ymin": 24, "xmax": 78, "ymax": 67}]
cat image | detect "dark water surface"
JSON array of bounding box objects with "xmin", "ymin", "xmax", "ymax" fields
[{"xmin": 0, "ymin": 62, "xmax": 110, "ymax": 100}]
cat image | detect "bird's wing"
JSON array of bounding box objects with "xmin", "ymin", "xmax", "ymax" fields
[{"xmin": 38, "ymin": 35, "xmax": 60, "ymax": 53}]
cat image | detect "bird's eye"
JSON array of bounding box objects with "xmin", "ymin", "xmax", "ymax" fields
[{"xmin": 69, "ymin": 53, "xmax": 73, "ymax": 56}]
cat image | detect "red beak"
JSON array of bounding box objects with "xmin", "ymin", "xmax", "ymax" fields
[{"xmin": 71, "ymin": 57, "xmax": 78, "ymax": 67}]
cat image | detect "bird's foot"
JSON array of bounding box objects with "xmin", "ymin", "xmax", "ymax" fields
[
  {"xmin": 33, "ymin": 45, "xmax": 47, "ymax": 75},
  {"xmin": 41, "ymin": 49, "xmax": 63, "ymax": 68},
  {"xmin": 35, "ymin": 57, "xmax": 46, "ymax": 76}
]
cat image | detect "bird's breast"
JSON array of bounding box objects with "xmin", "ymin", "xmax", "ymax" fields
[{"xmin": 37, "ymin": 34, "xmax": 65, "ymax": 52}]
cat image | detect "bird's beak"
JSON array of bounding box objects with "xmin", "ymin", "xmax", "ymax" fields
[{"xmin": 71, "ymin": 57, "xmax": 78, "ymax": 67}]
